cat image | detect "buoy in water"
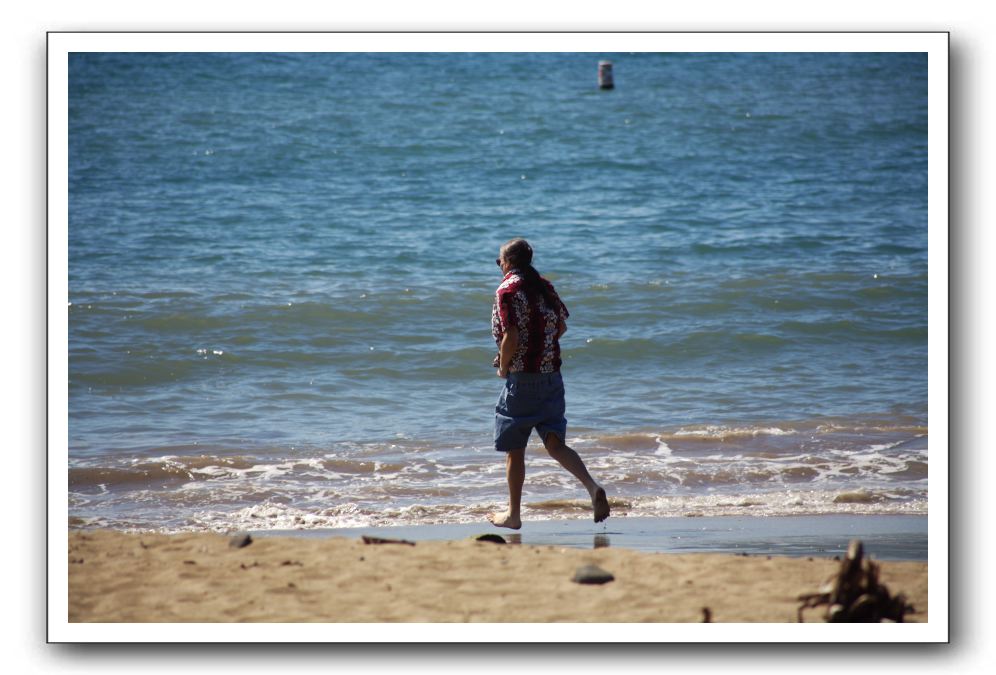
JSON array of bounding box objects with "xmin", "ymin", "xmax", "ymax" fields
[{"xmin": 598, "ymin": 60, "xmax": 614, "ymax": 90}]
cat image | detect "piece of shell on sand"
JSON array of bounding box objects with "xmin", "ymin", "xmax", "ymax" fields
[{"xmin": 228, "ymin": 533, "xmax": 252, "ymax": 549}]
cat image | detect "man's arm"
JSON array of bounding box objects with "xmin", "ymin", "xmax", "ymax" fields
[
  {"xmin": 557, "ymin": 319, "xmax": 567, "ymax": 340},
  {"xmin": 498, "ymin": 325, "xmax": 519, "ymax": 376}
]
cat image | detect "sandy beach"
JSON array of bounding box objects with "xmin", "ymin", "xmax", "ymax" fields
[{"xmin": 67, "ymin": 529, "xmax": 928, "ymax": 623}]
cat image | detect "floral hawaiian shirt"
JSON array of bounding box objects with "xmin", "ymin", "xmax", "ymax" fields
[{"xmin": 491, "ymin": 269, "xmax": 570, "ymax": 373}]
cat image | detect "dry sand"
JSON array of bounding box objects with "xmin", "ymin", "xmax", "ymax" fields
[{"xmin": 67, "ymin": 530, "xmax": 928, "ymax": 623}]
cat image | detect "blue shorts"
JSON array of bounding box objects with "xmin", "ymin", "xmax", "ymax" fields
[{"xmin": 494, "ymin": 371, "xmax": 567, "ymax": 452}]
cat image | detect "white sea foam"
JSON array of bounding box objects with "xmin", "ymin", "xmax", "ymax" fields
[
  {"xmin": 672, "ymin": 425, "xmax": 798, "ymax": 439},
  {"xmin": 654, "ymin": 437, "xmax": 673, "ymax": 457},
  {"xmin": 69, "ymin": 423, "xmax": 929, "ymax": 531},
  {"xmin": 200, "ymin": 501, "xmax": 377, "ymax": 532}
]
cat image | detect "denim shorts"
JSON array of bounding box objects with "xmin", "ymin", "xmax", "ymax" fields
[{"xmin": 494, "ymin": 371, "xmax": 567, "ymax": 452}]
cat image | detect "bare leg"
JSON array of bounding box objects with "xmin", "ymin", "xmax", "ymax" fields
[
  {"xmin": 488, "ymin": 447, "xmax": 524, "ymax": 529},
  {"xmin": 543, "ymin": 433, "xmax": 610, "ymax": 523}
]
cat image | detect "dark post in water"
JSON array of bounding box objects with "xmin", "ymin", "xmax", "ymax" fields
[{"xmin": 598, "ymin": 60, "xmax": 614, "ymax": 90}]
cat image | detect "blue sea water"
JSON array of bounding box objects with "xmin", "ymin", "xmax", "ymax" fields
[{"xmin": 67, "ymin": 52, "xmax": 929, "ymax": 531}]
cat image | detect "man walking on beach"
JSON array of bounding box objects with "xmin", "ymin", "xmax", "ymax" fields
[{"xmin": 489, "ymin": 238, "xmax": 609, "ymax": 529}]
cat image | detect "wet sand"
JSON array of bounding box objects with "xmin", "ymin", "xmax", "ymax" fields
[
  {"xmin": 281, "ymin": 515, "xmax": 929, "ymax": 560},
  {"xmin": 67, "ymin": 529, "xmax": 928, "ymax": 623}
]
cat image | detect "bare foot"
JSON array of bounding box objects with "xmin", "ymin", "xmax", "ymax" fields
[
  {"xmin": 487, "ymin": 510, "xmax": 522, "ymax": 530},
  {"xmin": 592, "ymin": 487, "xmax": 610, "ymax": 523}
]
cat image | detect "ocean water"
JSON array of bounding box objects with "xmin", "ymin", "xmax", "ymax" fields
[{"xmin": 67, "ymin": 52, "xmax": 929, "ymax": 532}]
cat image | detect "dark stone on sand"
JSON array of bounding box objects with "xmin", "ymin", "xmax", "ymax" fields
[
  {"xmin": 572, "ymin": 564, "xmax": 614, "ymax": 585},
  {"xmin": 475, "ymin": 534, "xmax": 507, "ymax": 544},
  {"xmin": 229, "ymin": 533, "xmax": 253, "ymax": 549}
]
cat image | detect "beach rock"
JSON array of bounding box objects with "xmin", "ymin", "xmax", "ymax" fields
[
  {"xmin": 475, "ymin": 534, "xmax": 506, "ymax": 544},
  {"xmin": 229, "ymin": 533, "xmax": 253, "ymax": 549},
  {"xmin": 572, "ymin": 564, "xmax": 614, "ymax": 585}
]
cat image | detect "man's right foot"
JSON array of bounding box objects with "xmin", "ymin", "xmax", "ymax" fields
[
  {"xmin": 592, "ymin": 487, "xmax": 610, "ymax": 523},
  {"xmin": 487, "ymin": 510, "xmax": 522, "ymax": 530}
]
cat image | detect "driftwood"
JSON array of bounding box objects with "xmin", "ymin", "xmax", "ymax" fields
[
  {"xmin": 797, "ymin": 539, "xmax": 914, "ymax": 623},
  {"xmin": 361, "ymin": 535, "xmax": 416, "ymax": 546}
]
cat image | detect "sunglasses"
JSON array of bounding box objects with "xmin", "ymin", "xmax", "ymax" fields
[{"xmin": 495, "ymin": 258, "xmax": 502, "ymax": 268}]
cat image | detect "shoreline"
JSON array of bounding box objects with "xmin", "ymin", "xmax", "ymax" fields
[
  {"xmin": 253, "ymin": 514, "xmax": 928, "ymax": 561},
  {"xmin": 67, "ymin": 517, "xmax": 929, "ymax": 623}
]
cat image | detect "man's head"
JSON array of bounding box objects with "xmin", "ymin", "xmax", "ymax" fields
[{"xmin": 499, "ymin": 238, "xmax": 533, "ymax": 273}]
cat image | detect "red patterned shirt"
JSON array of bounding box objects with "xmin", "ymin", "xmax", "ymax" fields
[{"xmin": 491, "ymin": 269, "xmax": 570, "ymax": 373}]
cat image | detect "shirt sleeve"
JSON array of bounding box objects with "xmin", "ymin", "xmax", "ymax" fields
[
  {"xmin": 546, "ymin": 281, "xmax": 569, "ymax": 322},
  {"xmin": 491, "ymin": 299, "xmax": 502, "ymax": 367},
  {"xmin": 491, "ymin": 298, "xmax": 502, "ymax": 337},
  {"xmin": 497, "ymin": 289, "xmax": 520, "ymax": 330}
]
